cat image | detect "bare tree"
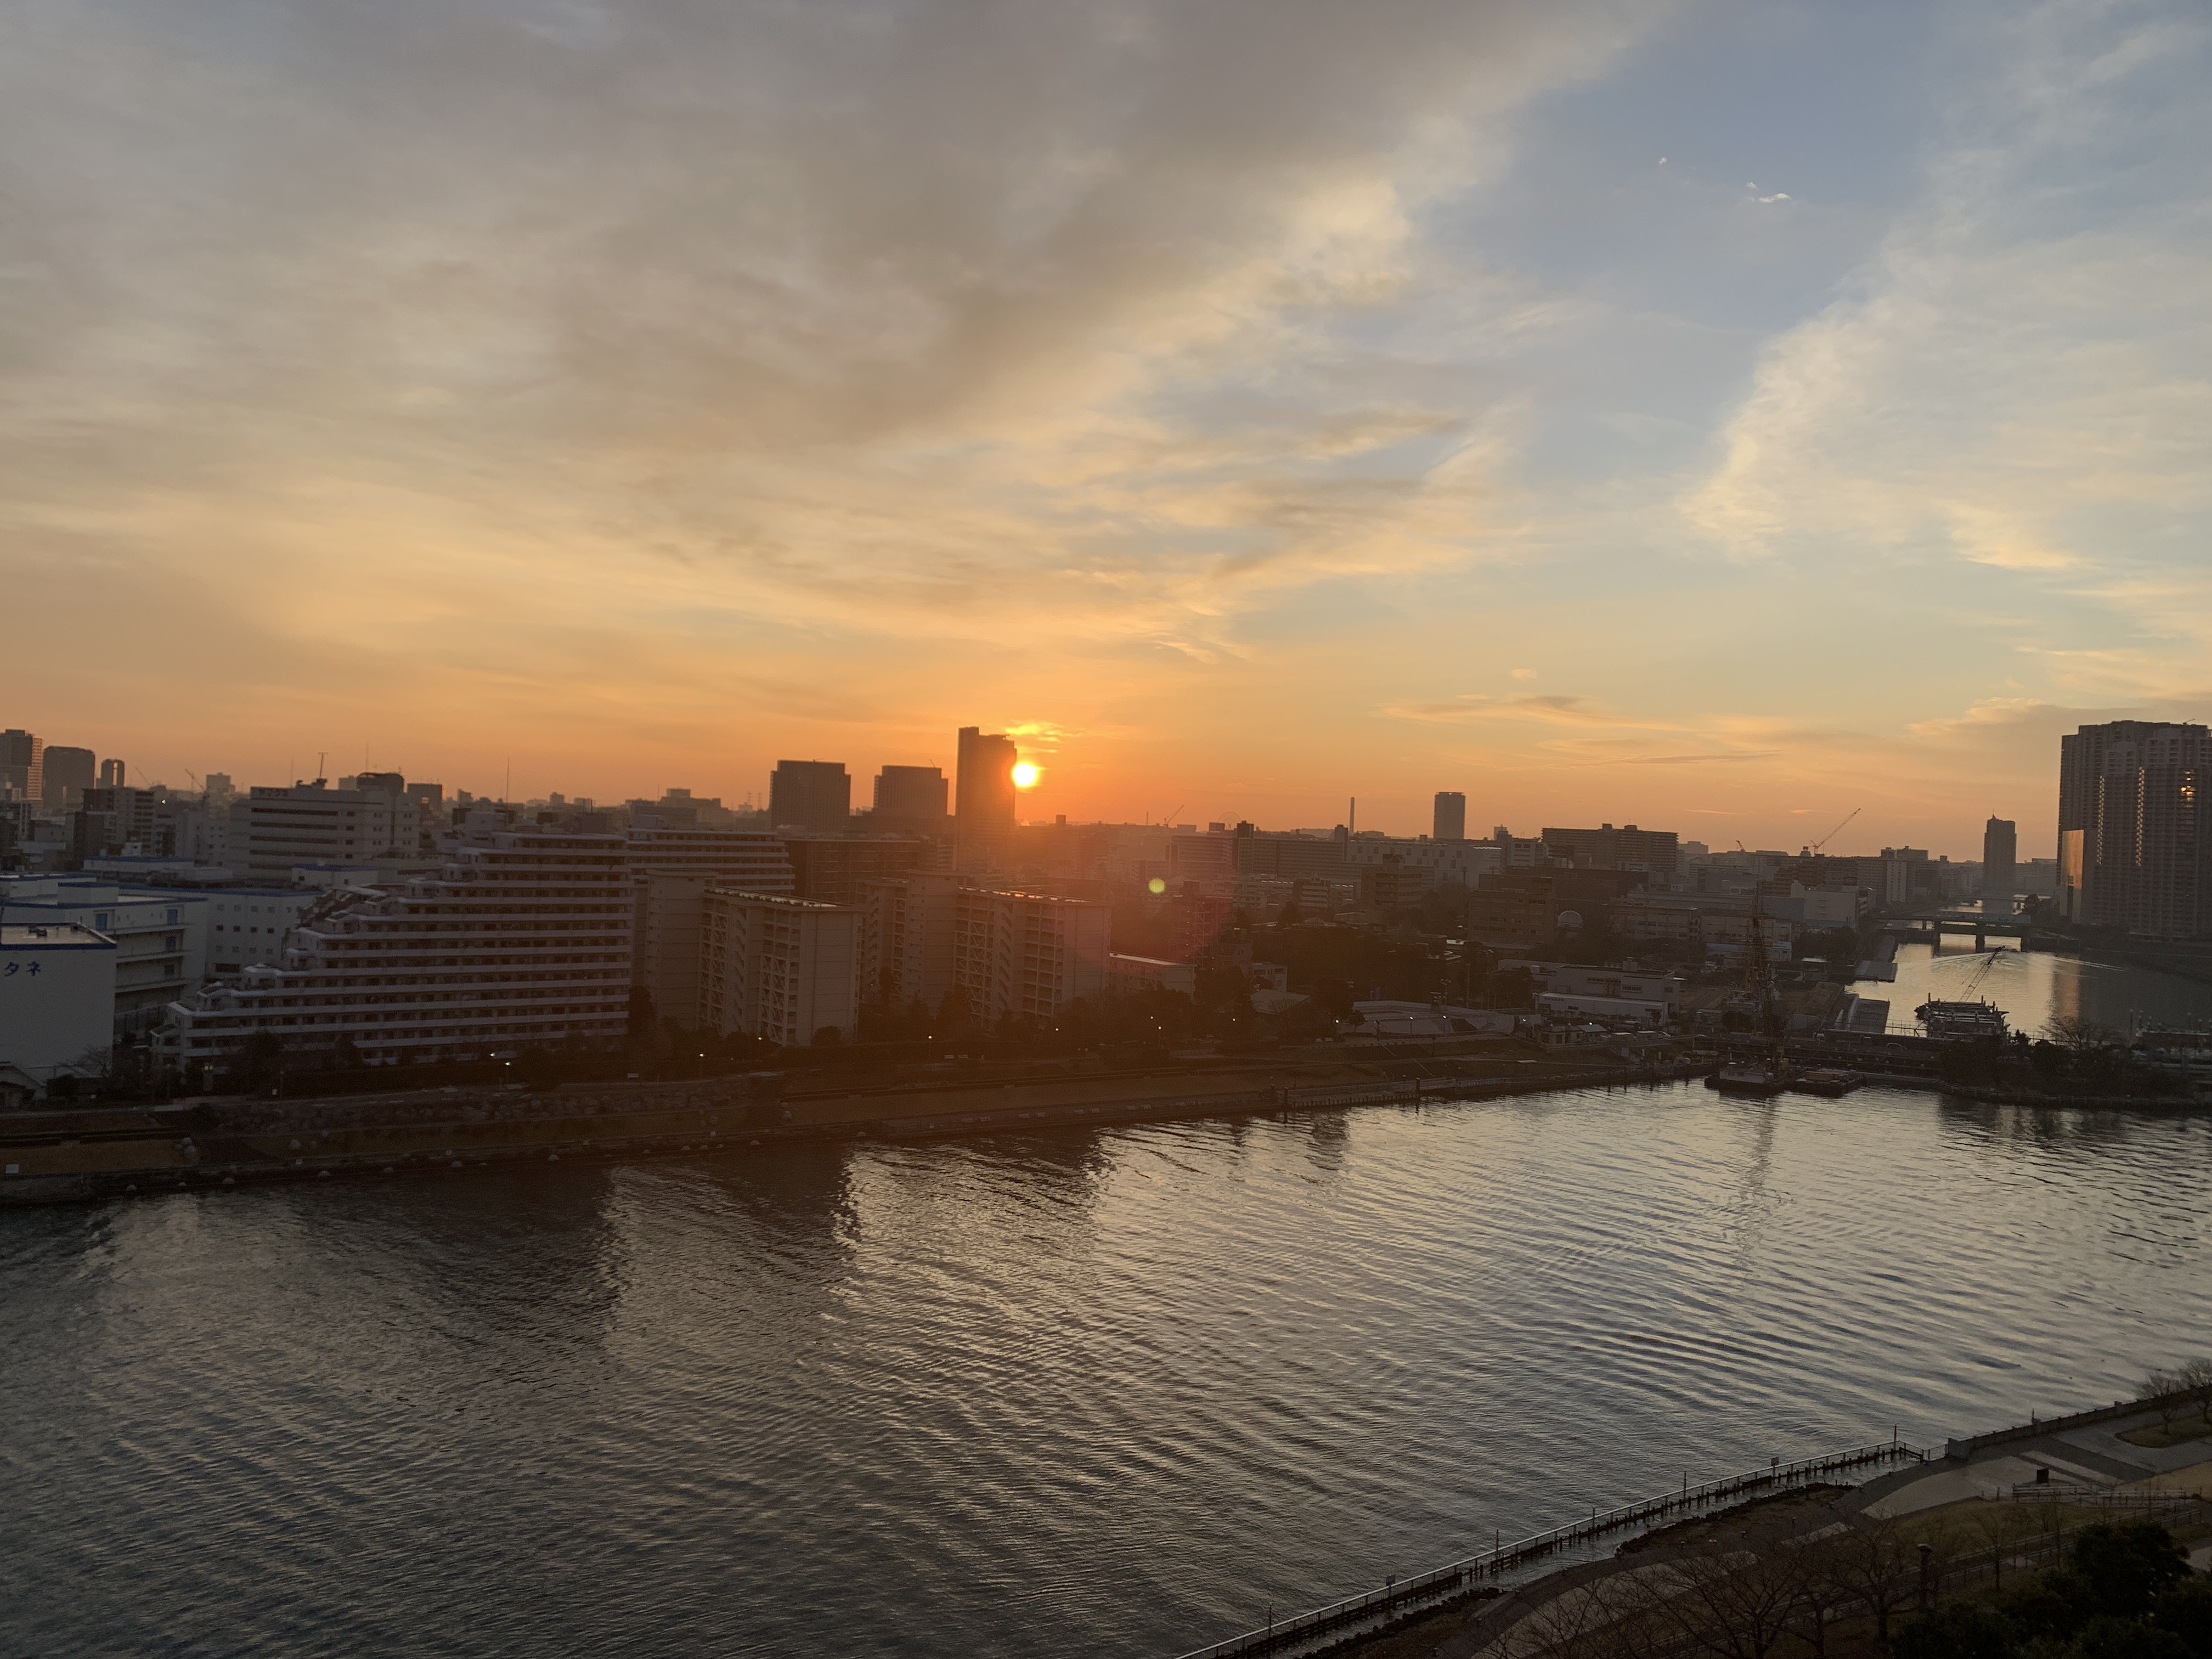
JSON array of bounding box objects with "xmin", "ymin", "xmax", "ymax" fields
[
  {"xmin": 1788, "ymin": 1530, "xmax": 1858, "ymax": 1659},
  {"xmin": 2181, "ymin": 1357, "xmax": 2212, "ymax": 1426},
  {"xmin": 2044, "ymin": 1014, "xmax": 2124, "ymax": 1054},
  {"xmin": 1640, "ymin": 1526, "xmax": 1810, "ymax": 1659},
  {"xmin": 2145, "ymin": 1368, "xmax": 2185, "ymax": 1432},
  {"xmin": 1829, "ymin": 1514, "xmax": 1920, "ymax": 1646},
  {"xmin": 1966, "ymin": 1502, "xmax": 2033, "ymax": 1592}
]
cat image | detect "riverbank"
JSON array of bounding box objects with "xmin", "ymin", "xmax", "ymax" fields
[
  {"xmin": 0, "ymin": 1049, "xmax": 1700, "ymax": 1206},
  {"xmin": 1262, "ymin": 1394, "xmax": 2212, "ymax": 1659}
]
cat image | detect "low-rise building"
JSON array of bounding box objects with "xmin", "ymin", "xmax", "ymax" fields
[
  {"xmin": 1107, "ymin": 953, "xmax": 1198, "ymax": 997},
  {"xmin": 0, "ymin": 923, "xmax": 117, "ymax": 1090},
  {"xmin": 0, "ymin": 874, "xmax": 208, "ymax": 1029}
]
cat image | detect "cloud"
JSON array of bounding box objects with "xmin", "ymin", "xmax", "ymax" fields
[{"xmin": 1679, "ymin": 0, "xmax": 2212, "ymax": 708}]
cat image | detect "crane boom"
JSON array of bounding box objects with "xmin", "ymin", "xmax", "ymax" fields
[{"xmin": 1810, "ymin": 806, "xmax": 1861, "ymax": 853}]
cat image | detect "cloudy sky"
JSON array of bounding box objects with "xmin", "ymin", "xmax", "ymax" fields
[{"xmin": 4, "ymin": 0, "xmax": 2208, "ymax": 852}]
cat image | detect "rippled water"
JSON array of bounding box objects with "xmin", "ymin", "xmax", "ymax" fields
[{"xmin": 5, "ymin": 1082, "xmax": 2209, "ymax": 1658}]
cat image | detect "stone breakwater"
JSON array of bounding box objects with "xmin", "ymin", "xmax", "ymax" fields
[{"xmin": 0, "ymin": 1054, "xmax": 1688, "ymax": 1207}]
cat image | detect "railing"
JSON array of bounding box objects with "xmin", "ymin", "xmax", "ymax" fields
[{"xmin": 1170, "ymin": 1438, "xmax": 1926, "ymax": 1659}]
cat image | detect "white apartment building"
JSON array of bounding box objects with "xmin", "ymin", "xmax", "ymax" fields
[
  {"xmin": 202, "ymin": 887, "xmax": 321, "ymax": 977},
  {"xmin": 952, "ymin": 888, "xmax": 1110, "ymax": 1024},
  {"xmin": 856, "ymin": 872, "xmax": 958, "ymax": 1011},
  {"xmin": 156, "ymin": 830, "xmax": 633, "ymax": 1071},
  {"xmin": 626, "ymin": 823, "xmax": 795, "ymax": 1021},
  {"xmin": 0, "ymin": 874, "xmax": 207, "ymax": 1028},
  {"xmin": 699, "ymin": 887, "xmax": 860, "ymax": 1047},
  {"xmin": 225, "ymin": 780, "xmax": 422, "ymax": 884},
  {"xmin": 0, "ymin": 923, "xmax": 117, "ymax": 1088}
]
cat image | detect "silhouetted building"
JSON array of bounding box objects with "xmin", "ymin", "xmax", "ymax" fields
[
  {"xmin": 0, "ymin": 730, "xmax": 43, "ymax": 804},
  {"xmin": 1982, "ymin": 816, "xmax": 2017, "ymax": 914},
  {"xmin": 874, "ymin": 765, "xmax": 948, "ymax": 819},
  {"xmin": 768, "ymin": 761, "xmax": 851, "ymax": 834},
  {"xmin": 2058, "ymin": 721, "xmax": 2211, "ymax": 939},
  {"xmin": 857, "ymin": 872, "xmax": 958, "ymax": 1009},
  {"xmin": 955, "ymin": 727, "xmax": 1018, "ymax": 870},
  {"xmin": 40, "ymin": 747, "xmax": 95, "ymax": 810},
  {"xmin": 1434, "ymin": 792, "xmax": 1466, "ymax": 842},
  {"xmin": 781, "ymin": 835, "xmax": 934, "ymax": 906},
  {"xmin": 98, "ymin": 758, "xmax": 126, "ymax": 788}
]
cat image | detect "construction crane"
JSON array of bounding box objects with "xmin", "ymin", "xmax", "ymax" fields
[
  {"xmin": 1803, "ymin": 806, "xmax": 1861, "ymax": 857},
  {"xmin": 1959, "ymin": 948, "xmax": 2007, "ymax": 998}
]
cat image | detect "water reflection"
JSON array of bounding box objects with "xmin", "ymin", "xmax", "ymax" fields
[
  {"xmin": 3, "ymin": 1082, "xmax": 2209, "ymax": 1659},
  {"xmin": 1866, "ymin": 940, "xmax": 2209, "ymax": 1036}
]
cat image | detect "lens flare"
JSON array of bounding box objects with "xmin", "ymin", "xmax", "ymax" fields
[{"xmin": 1011, "ymin": 762, "xmax": 1040, "ymax": 788}]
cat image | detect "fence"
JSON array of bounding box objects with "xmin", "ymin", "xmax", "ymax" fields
[{"xmin": 1170, "ymin": 1439, "xmax": 1926, "ymax": 1659}]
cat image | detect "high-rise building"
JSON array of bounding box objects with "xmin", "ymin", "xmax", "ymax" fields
[
  {"xmin": 699, "ymin": 886, "xmax": 860, "ymax": 1046},
  {"xmin": 98, "ymin": 758, "xmax": 126, "ymax": 788},
  {"xmin": 768, "ymin": 760, "xmax": 852, "ymax": 834},
  {"xmin": 781, "ymin": 835, "xmax": 935, "ymax": 905},
  {"xmin": 1982, "ymin": 816, "xmax": 2017, "ymax": 915},
  {"xmin": 156, "ymin": 828, "xmax": 634, "ymax": 1070},
  {"xmin": 1433, "ymin": 792, "xmax": 1466, "ymax": 842},
  {"xmin": 873, "ymin": 765, "xmax": 949, "ymax": 820},
  {"xmin": 40, "ymin": 747, "xmax": 95, "ymax": 810},
  {"xmin": 1, "ymin": 730, "xmax": 44, "ymax": 805},
  {"xmin": 2057, "ymin": 721, "xmax": 2211, "ymax": 939},
  {"xmin": 955, "ymin": 727, "xmax": 1018, "ymax": 871}
]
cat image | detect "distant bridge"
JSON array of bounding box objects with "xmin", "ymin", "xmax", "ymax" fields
[{"xmin": 1884, "ymin": 912, "xmax": 2035, "ymax": 948}]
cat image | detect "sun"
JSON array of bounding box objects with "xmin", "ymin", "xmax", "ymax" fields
[{"xmin": 1010, "ymin": 761, "xmax": 1040, "ymax": 788}]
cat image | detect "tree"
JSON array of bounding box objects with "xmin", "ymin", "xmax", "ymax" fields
[
  {"xmin": 1831, "ymin": 1514, "xmax": 1922, "ymax": 1645},
  {"xmin": 1967, "ymin": 1500, "xmax": 2036, "ymax": 1592},
  {"xmin": 2045, "ymin": 1014, "xmax": 2125, "ymax": 1055},
  {"xmin": 240, "ymin": 1028, "xmax": 286, "ymax": 1090},
  {"xmin": 2072, "ymin": 1521, "xmax": 2189, "ymax": 1619},
  {"xmin": 1641, "ymin": 1527, "xmax": 1809, "ymax": 1659},
  {"xmin": 2143, "ymin": 1368, "xmax": 2186, "ymax": 1433},
  {"xmin": 1893, "ymin": 1602, "xmax": 2015, "ymax": 1659},
  {"xmin": 332, "ymin": 1033, "xmax": 365, "ymax": 1069},
  {"xmin": 2180, "ymin": 1356, "xmax": 2212, "ymax": 1426},
  {"xmin": 2153, "ymin": 1576, "xmax": 2212, "ymax": 1659},
  {"xmin": 810, "ymin": 1026, "xmax": 842, "ymax": 1048}
]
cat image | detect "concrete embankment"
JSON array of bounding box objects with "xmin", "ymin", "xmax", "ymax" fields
[{"xmin": 0, "ymin": 1056, "xmax": 1695, "ymax": 1207}]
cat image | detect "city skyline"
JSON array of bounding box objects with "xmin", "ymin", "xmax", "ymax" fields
[{"xmin": 8, "ymin": 0, "xmax": 2210, "ymax": 859}]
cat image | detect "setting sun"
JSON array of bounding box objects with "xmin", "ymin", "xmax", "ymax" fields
[{"xmin": 1011, "ymin": 761, "xmax": 1040, "ymax": 788}]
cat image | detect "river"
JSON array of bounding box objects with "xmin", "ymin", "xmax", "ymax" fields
[
  {"xmin": 4, "ymin": 1081, "xmax": 2208, "ymax": 1658},
  {"xmin": 1854, "ymin": 938, "xmax": 2210, "ymax": 1037}
]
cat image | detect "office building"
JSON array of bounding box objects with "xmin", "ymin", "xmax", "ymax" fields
[
  {"xmin": 224, "ymin": 779, "xmax": 423, "ymax": 883},
  {"xmin": 1542, "ymin": 823, "xmax": 1680, "ymax": 876},
  {"xmin": 873, "ymin": 765, "xmax": 949, "ymax": 821},
  {"xmin": 156, "ymin": 828, "xmax": 634, "ymax": 1072},
  {"xmin": 2058, "ymin": 720, "xmax": 2212, "ymax": 939},
  {"xmin": 951, "ymin": 887, "xmax": 1110, "ymax": 1024},
  {"xmin": 1433, "ymin": 792, "xmax": 1466, "ymax": 842},
  {"xmin": 699, "ymin": 886, "xmax": 860, "ymax": 1046},
  {"xmin": 40, "ymin": 747, "xmax": 95, "ymax": 810},
  {"xmin": 768, "ymin": 761, "xmax": 852, "ymax": 834},
  {"xmin": 856, "ymin": 873, "xmax": 958, "ymax": 1009},
  {"xmin": 1982, "ymin": 816, "xmax": 2017, "ymax": 915},
  {"xmin": 98, "ymin": 759, "xmax": 126, "ymax": 788},
  {"xmin": 0, "ymin": 923, "xmax": 117, "ymax": 1091},
  {"xmin": 1, "ymin": 730, "xmax": 43, "ymax": 804},
  {"xmin": 0, "ymin": 874, "xmax": 208, "ymax": 1028},
  {"xmin": 955, "ymin": 727, "xmax": 1019, "ymax": 870}
]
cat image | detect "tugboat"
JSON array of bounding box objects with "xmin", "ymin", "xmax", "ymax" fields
[
  {"xmin": 1707, "ymin": 906, "xmax": 1792, "ymax": 1097},
  {"xmin": 1792, "ymin": 1068, "xmax": 1864, "ymax": 1097}
]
